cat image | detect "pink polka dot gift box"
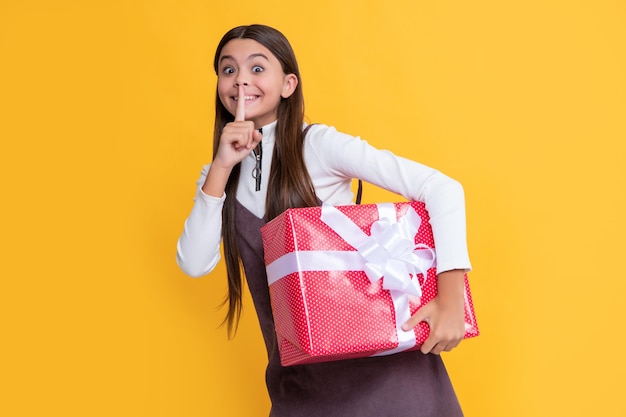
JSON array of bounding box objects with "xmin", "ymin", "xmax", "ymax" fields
[{"xmin": 260, "ymin": 202, "xmax": 479, "ymax": 366}]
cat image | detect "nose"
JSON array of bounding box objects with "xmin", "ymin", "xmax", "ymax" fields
[{"xmin": 234, "ymin": 81, "xmax": 248, "ymax": 87}]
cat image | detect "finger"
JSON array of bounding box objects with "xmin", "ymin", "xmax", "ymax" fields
[
  {"xmin": 429, "ymin": 342, "xmax": 446, "ymax": 356},
  {"xmin": 422, "ymin": 330, "xmax": 463, "ymax": 355},
  {"xmin": 235, "ymin": 84, "xmax": 246, "ymax": 121},
  {"xmin": 247, "ymin": 128, "xmax": 263, "ymax": 149},
  {"xmin": 443, "ymin": 339, "xmax": 461, "ymax": 352},
  {"xmin": 420, "ymin": 332, "xmax": 438, "ymax": 355},
  {"xmin": 401, "ymin": 305, "xmax": 430, "ymax": 331},
  {"xmin": 434, "ymin": 339, "xmax": 459, "ymax": 355}
]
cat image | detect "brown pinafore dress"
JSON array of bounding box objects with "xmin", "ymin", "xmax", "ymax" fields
[{"xmin": 234, "ymin": 200, "xmax": 464, "ymax": 417}]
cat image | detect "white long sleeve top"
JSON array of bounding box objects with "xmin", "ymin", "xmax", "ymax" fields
[{"xmin": 176, "ymin": 121, "xmax": 471, "ymax": 278}]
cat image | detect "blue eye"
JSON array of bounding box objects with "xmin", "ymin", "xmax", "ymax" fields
[{"xmin": 252, "ymin": 65, "xmax": 264, "ymax": 73}]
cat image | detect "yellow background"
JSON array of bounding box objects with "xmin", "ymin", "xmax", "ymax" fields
[{"xmin": 1, "ymin": 1, "xmax": 625, "ymax": 416}]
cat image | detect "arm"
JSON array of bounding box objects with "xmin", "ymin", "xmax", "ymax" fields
[
  {"xmin": 176, "ymin": 85, "xmax": 262, "ymax": 277},
  {"xmin": 306, "ymin": 125, "xmax": 471, "ymax": 353},
  {"xmin": 306, "ymin": 125, "xmax": 471, "ymax": 274},
  {"xmin": 176, "ymin": 167, "xmax": 225, "ymax": 277}
]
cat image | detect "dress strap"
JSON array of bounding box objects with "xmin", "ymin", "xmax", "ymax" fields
[{"xmin": 304, "ymin": 123, "xmax": 363, "ymax": 205}]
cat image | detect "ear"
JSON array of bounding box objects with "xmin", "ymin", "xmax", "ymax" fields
[{"xmin": 281, "ymin": 73, "xmax": 298, "ymax": 99}]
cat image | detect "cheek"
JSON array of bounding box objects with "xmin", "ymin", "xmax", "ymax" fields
[
  {"xmin": 216, "ymin": 82, "xmax": 231, "ymax": 105},
  {"xmin": 261, "ymin": 79, "xmax": 285, "ymax": 98}
]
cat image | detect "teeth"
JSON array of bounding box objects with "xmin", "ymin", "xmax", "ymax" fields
[{"xmin": 234, "ymin": 96, "xmax": 255, "ymax": 101}]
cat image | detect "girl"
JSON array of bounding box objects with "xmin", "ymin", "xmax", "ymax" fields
[{"xmin": 177, "ymin": 24, "xmax": 471, "ymax": 417}]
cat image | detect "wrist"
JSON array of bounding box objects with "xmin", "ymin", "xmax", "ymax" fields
[
  {"xmin": 435, "ymin": 269, "xmax": 465, "ymax": 304},
  {"xmin": 202, "ymin": 163, "xmax": 232, "ymax": 197}
]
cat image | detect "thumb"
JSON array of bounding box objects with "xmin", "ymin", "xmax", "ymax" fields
[
  {"xmin": 253, "ymin": 128, "xmax": 263, "ymax": 143},
  {"xmin": 401, "ymin": 304, "xmax": 431, "ymax": 332},
  {"xmin": 245, "ymin": 128, "xmax": 263, "ymax": 150}
]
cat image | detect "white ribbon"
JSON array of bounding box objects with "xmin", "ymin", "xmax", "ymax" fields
[
  {"xmin": 320, "ymin": 203, "xmax": 436, "ymax": 354},
  {"xmin": 320, "ymin": 203, "xmax": 435, "ymax": 298},
  {"xmin": 265, "ymin": 203, "xmax": 436, "ymax": 355}
]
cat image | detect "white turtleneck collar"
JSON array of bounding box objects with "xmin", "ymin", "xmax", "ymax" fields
[{"xmin": 258, "ymin": 119, "xmax": 278, "ymax": 145}]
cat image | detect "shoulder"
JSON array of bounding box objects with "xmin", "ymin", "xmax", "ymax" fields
[
  {"xmin": 304, "ymin": 122, "xmax": 345, "ymax": 137},
  {"xmin": 303, "ymin": 123, "xmax": 365, "ymax": 149},
  {"xmin": 302, "ymin": 123, "xmax": 381, "ymax": 176},
  {"xmin": 303, "ymin": 123, "xmax": 352, "ymax": 162}
]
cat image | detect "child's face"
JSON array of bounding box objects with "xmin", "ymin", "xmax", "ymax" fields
[{"xmin": 217, "ymin": 39, "xmax": 297, "ymax": 127}]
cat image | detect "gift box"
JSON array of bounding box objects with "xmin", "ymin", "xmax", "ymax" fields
[{"xmin": 260, "ymin": 202, "xmax": 479, "ymax": 366}]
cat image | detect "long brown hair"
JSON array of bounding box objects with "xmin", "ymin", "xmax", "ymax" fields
[{"xmin": 212, "ymin": 25, "xmax": 317, "ymax": 335}]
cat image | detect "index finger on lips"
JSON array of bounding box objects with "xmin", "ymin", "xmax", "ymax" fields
[{"xmin": 235, "ymin": 84, "xmax": 245, "ymax": 122}]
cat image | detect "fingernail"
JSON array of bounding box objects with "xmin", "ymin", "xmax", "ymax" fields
[{"xmin": 401, "ymin": 323, "xmax": 410, "ymax": 331}]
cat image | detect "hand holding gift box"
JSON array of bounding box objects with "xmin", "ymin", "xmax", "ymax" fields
[{"xmin": 261, "ymin": 201, "xmax": 479, "ymax": 366}]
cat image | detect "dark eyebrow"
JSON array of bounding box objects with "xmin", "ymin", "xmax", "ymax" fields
[
  {"xmin": 219, "ymin": 55, "xmax": 235, "ymax": 64},
  {"xmin": 219, "ymin": 53, "xmax": 270, "ymax": 64},
  {"xmin": 248, "ymin": 53, "xmax": 270, "ymax": 61}
]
